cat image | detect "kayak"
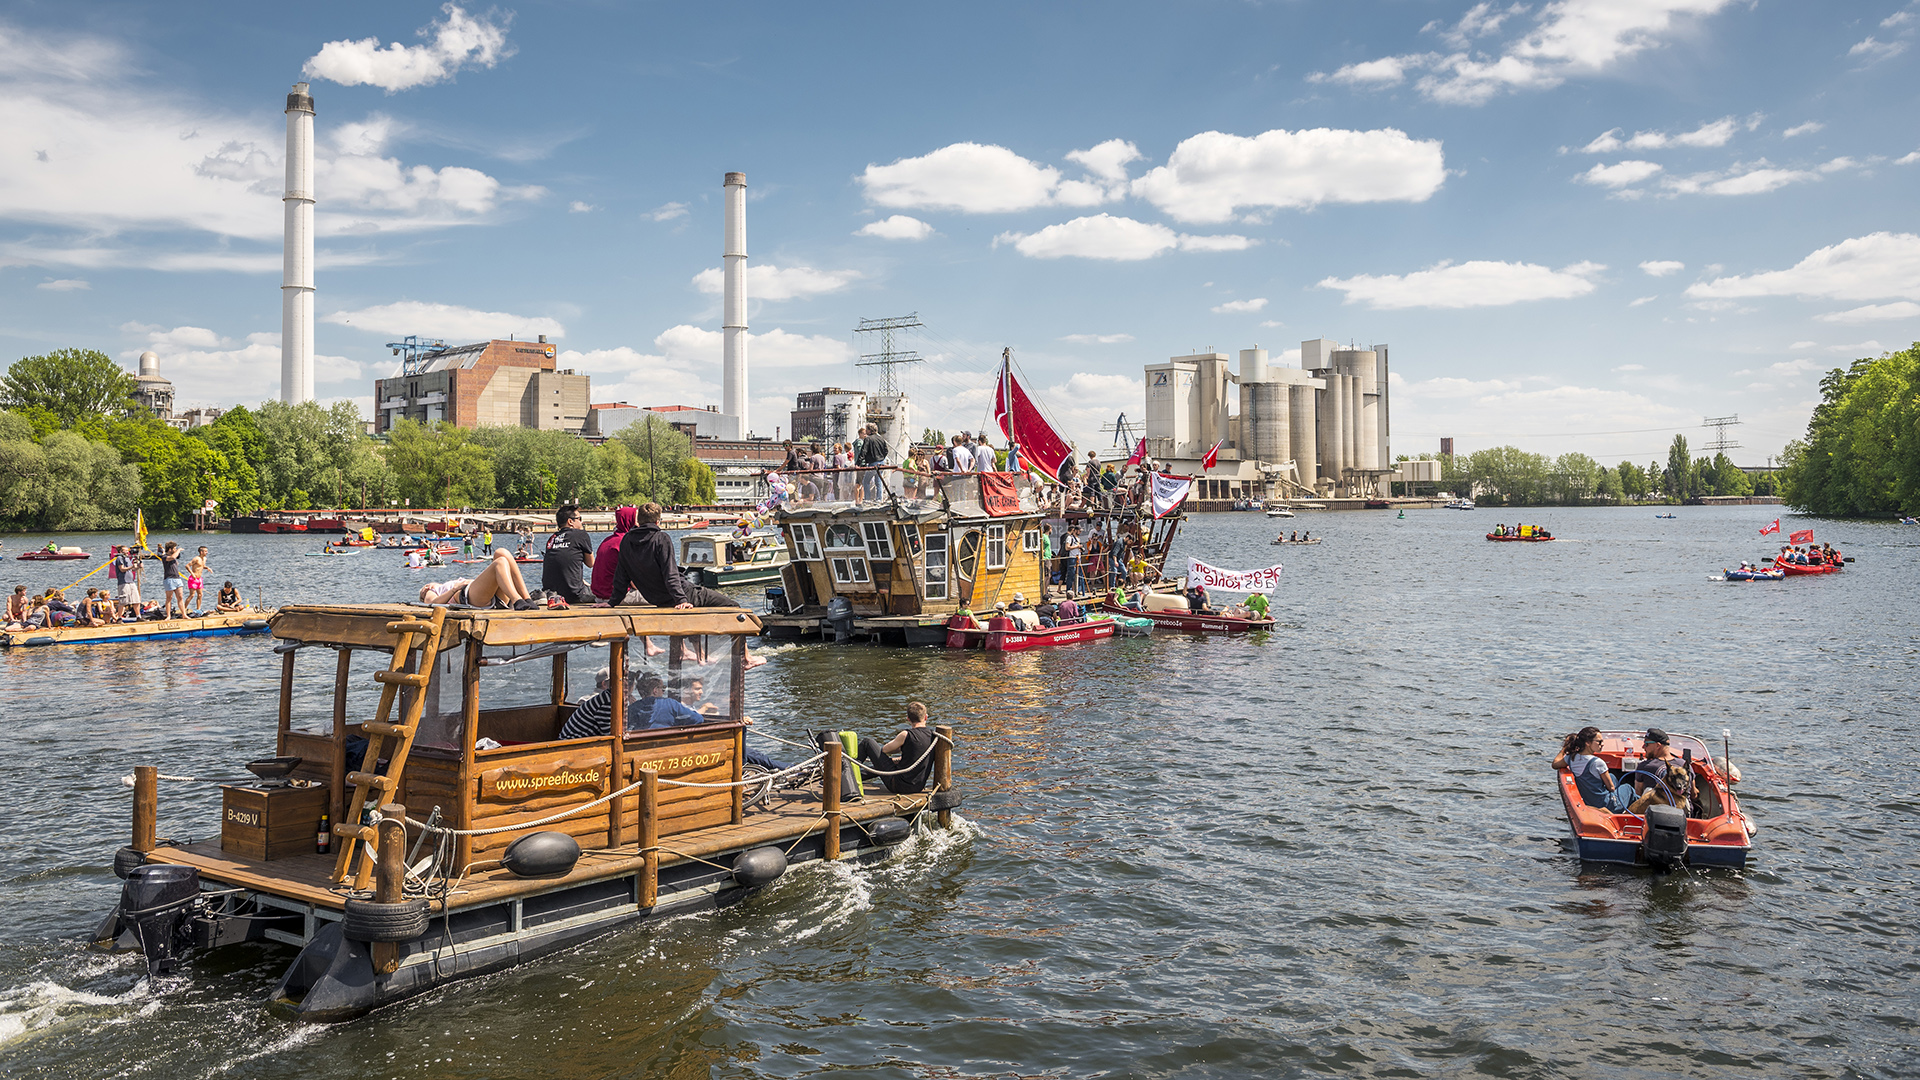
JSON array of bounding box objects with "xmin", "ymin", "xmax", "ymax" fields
[
  {"xmin": 1774, "ymin": 558, "xmax": 1841, "ymax": 576},
  {"xmin": 1270, "ymin": 539, "xmax": 1321, "ymax": 545}
]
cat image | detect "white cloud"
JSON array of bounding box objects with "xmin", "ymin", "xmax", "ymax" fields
[
  {"xmin": 1782, "ymin": 121, "xmax": 1825, "ymax": 138},
  {"xmin": 1394, "ymin": 377, "xmax": 1699, "ymax": 459},
  {"xmin": 1211, "ymin": 298, "xmax": 1269, "ymax": 313},
  {"xmin": 1849, "ymin": 36, "xmax": 1909, "ymax": 63},
  {"xmin": 646, "ymin": 202, "xmax": 689, "ymax": 222},
  {"xmin": 1826, "ymin": 340, "xmax": 1884, "ymax": 353},
  {"xmin": 993, "ymin": 214, "xmax": 1252, "ymax": 261},
  {"xmin": 1578, "ymin": 160, "xmax": 1663, "ymax": 187},
  {"xmin": 1817, "ymin": 157, "xmax": 1858, "ymax": 174},
  {"xmin": 34, "ymin": 278, "xmax": 89, "ymax": 291},
  {"xmin": 1661, "ymin": 161, "xmax": 1818, "ymax": 196},
  {"xmin": 1319, "ymin": 0, "xmax": 1736, "ymax": 106},
  {"xmin": 1900, "ymin": 151, "xmax": 1920, "ymax": 165},
  {"xmin": 1428, "ymin": 3, "xmax": 1532, "ymax": 48},
  {"xmin": 1579, "ymin": 116, "xmax": 1742, "ymax": 153},
  {"xmin": 568, "ymin": 201, "xmax": 595, "ymax": 213},
  {"xmin": 1613, "ymin": 363, "xmax": 1646, "ymax": 371},
  {"xmin": 1687, "ymin": 233, "xmax": 1920, "ymax": 302},
  {"xmin": 124, "ymin": 325, "xmax": 359, "ymax": 405},
  {"xmin": 1318, "ymin": 259, "xmax": 1606, "ymax": 309},
  {"xmin": 1629, "ymin": 295, "xmax": 1658, "ymax": 306},
  {"xmin": 690, "ymin": 264, "xmax": 862, "ymax": 301},
  {"xmin": 858, "ymin": 141, "xmax": 1131, "ymax": 213},
  {"xmin": 1814, "ymin": 301, "xmax": 1920, "ymax": 323},
  {"xmin": 1131, "ymin": 128, "xmax": 1446, "ymax": 224},
  {"xmin": 1886, "ymin": 10, "xmax": 1916, "ymax": 28},
  {"xmin": 1060, "ymin": 333, "xmax": 1135, "ymax": 344},
  {"xmin": 1639, "ymin": 260, "xmax": 1685, "ymax": 276},
  {"xmin": 855, "ymin": 215, "xmax": 934, "ymax": 240},
  {"xmin": 303, "ymin": 4, "xmax": 513, "ymax": 93},
  {"xmin": 322, "ymin": 300, "xmax": 565, "ymax": 341}
]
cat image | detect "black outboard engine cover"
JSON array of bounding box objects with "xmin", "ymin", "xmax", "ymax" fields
[
  {"xmin": 119, "ymin": 864, "xmax": 200, "ymax": 975},
  {"xmin": 825, "ymin": 597, "xmax": 854, "ymax": 642},
  {"xmin": 1642, "ymin": 804, "xmax": 1689, "ymax": 869}
]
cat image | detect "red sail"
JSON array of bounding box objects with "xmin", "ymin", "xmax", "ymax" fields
[{"xmin": 992, "ymin": 357, "xmax": 1075, "ymax": 484}]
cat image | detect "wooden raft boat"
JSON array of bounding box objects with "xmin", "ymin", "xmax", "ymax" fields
[
  {"xmin": 1486, "ymin": 533, "xmax": 1554, "ymax": 542},
  {"xmin": 2, "ymin": 610, "xmax": 271, "ymax": 647},
  {"xmin": 92, "ymin": 602, "xmax": 960, "ymax": 1022},
  {"xmin": 1556, "ymin": 730, "xmax": 1752, "ymax": 868}
]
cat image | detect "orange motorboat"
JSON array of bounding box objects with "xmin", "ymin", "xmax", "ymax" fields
[{"xmin": 1556, "ymin": 729, "xmax": 1753, "ymax": 869}]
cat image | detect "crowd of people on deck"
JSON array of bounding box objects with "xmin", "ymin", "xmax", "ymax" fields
[{"xmin": 5, "ymin": 540, "xmax": 248, "ymax": 632}]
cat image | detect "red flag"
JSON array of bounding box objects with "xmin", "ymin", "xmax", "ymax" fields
[
  {"xmin": 1125, "ymin": 437, "xmax": 1146, "ymax": 467},
  {"xmin": 1759, "ymin": 519, "xmax": 1780, "ymax": 536},
  {"xmin": 1789, "ymin": 528, "xmax": 1814, "ymax": 544},
  {"xmin": 1201, "ymin": 439, "xmax": 1222, "ymax": 471}
]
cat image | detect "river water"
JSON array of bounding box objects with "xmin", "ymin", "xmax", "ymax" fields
[{"xmin": 0, "ymin": 507, "xmax": 1915, "ymax": 1079}]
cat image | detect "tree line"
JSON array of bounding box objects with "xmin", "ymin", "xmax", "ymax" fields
[
  {"xmin": 0, "ymin": 348, "xmax": 715, "ymax": 531},
  {"xmin": 1777, "ymin": 342, "xmax": 1919, "ymax": 516},
  {"xmin": 1409, "ymin": 436, "xmax": 1767, "ymax": 507}
]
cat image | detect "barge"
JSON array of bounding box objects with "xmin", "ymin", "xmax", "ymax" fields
[
  {"xmin": 93, "ymin": 602, "xmax": 959, "ymax": 1021},
  {"xmin": 2, "ymin": 610, "xmax": 271, "ymax": 648}
]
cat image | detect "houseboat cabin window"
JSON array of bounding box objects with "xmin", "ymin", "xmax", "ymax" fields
[
  {"xmin": 1022, "ymin": 527, "xmax": 1042, "ymax": 553},
  {"xmin": 788, "ymin": 523, "xmax": 822, "ymax": 561},
  {"xmin": 985, "ymin": 523, "xmax": 1008, "ymax": 570},
  {"xmin": 861, "ymin": 521, "xmax": 894, "ymax": 561},
  {"xmin": 286, "ymin": 646, "xmax": 397, "ymax": 736},
  {"xmin": 922, "ymin": 532, "xmax": 948, "ymax": 600},
  {"xmin": 954, "ymin": 529, "xmax": 980, "ymax": 583},
  {"xmin": 410, "ymin": 647, "xmax": 467, "ymax": 749},
  {"xmin": 830, "ymin": 556, "xmax": 870, "ymax": 586},
  {"xmin": 681, "ymin": 539, "xmax": 716, "ymax": 566},
  {"xmin": 823, "ymin": 523, "xmax": 863, "ymax": 551}
]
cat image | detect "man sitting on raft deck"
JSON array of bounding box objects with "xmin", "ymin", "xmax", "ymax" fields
[{"xmin": 855, "ymin": 702, "xmax": 937, "ymax": 795}]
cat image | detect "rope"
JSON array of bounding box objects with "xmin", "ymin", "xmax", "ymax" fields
[
  {"xmin": 837, "ymin": 731, "xmax": 949, "ymax": 778},
  {"xmin": 58, "ymin": 559, "xmax": 110, "ymax": 593},
  {"xmin": 123, "ymin": 772, "xmax": 257, "ymax": 786}
]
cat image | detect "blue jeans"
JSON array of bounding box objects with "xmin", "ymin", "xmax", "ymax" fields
[
  {"xmin": 1595, "ymin": 785, "xmax": 1634, "ymax": 813},
  {"xmin": 745, "ymin": 747, "xmax": 789, "ymax": 773}
]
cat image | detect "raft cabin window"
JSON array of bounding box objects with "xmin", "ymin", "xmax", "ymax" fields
[
  {"xmin": 861, "ymin": 521, "xmax": 893, "ymax": 561},
  {"xmin": 787, "ymin": 523, "xmax": 822, "ymax": 562},
  {"xmin": 1021, "ymin": 528, "xmax": 1042, "ymax": 554},
  {"xmin": 985, "ymin": 524, "xmax": 1007, "ymax": 570},
  {"xmin": 823, "ymin": 523, "xmax": 862, "ymax": 552},
  {"xmin": 830, "ymin": 555, "xmax": 870, "ymax": 586},
  {"xmin": 922, "ymin": 532, "xmax": 948, "ymax": 600},
  {"xmin": 954, "ymin": 529, "xmax": 980, "ymax": 583}
]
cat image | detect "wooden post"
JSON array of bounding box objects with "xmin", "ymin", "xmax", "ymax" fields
[
  {"xmin": 132, "ymin": 765, "xmax": 158, "ymax": 852},
  {"xmin": 823, "ymin": 739, "xmax": 842, "ymax": 860},
  {"xmin": 638, "ymin": 769, "xmax": 659, "ymax": 909},
  {"xmin": 372, "ymin": 813, "xmax": 406, "ymax": 975},
  {"xmin": 331, "ymin": 648, "xmax": 351, "ymax": 836},
  {"xmin": 933, "ymin": 724, "xmax": 954, "ymax": 829},
  {"xmin": 457, "ymin": 639, "xmax": 480, "ymax": 873},
  {"xmin": 276, "ymin": 650, "xmax": 295, "ymax": 756},
  {"xmin": 607, "ymin": 638, "xmax": 627, "ymax": 848}
]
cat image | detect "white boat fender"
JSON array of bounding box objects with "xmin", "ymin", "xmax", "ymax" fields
[
  {"xmin": 1641, "ymin": 804, "xmax": 1689, "ymax": 870},
  {"xmin": 502, "ymin": 830, "xmax": 581, "ymax": 878},
  {"xmin": 732, "ymin": 846, "xmax": 788, "ymax": 888},
  {"xmin": 243, "ymin": 619, "xmax": 269, "ymax": 630}
]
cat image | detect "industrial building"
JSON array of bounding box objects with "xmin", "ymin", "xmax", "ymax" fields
[
  {"xmin": 1145, "ymin": 339, "xmax": 1396, "ymax": 500},
  {"xmin": 787, "ymin": 387, "xmax": 912, "ymax": 462},
  {"xmin": 373, "ymin": 337, "xmax": 590, "ymax": 434}
]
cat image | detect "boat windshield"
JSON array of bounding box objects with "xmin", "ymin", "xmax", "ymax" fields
[{"xmin": 682, "ymin": 539, "xmax": 716, "ymax": 566}]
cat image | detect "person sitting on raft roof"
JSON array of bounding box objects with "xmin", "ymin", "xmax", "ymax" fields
[{"xmin": 854, "ymin": 702, "xmax": 938, "ymax": 795}]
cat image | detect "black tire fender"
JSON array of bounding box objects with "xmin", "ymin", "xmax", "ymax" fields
[{"xmin": 341, "ymin": 897, "xmax": 429, "ymax": 942}]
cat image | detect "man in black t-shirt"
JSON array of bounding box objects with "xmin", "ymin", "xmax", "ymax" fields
[
  {"xmin": 855, "ymin": 701, "xmax": 938, "ymax": 795},
  {"xmin": 542, "ymin": 504, "xmax": 595, "ymax": 604}
]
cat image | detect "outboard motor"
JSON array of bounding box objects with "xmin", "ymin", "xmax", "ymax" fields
[
  {"xmin": 119, "ymin": 864, "xmax": 201, "ymax": 975},
  {"xmin": 824, "ymin": 597, "xmax": 854, "ymax": 643},
  {"xmin": 1641, "ymin": 804, "xmax": 1689, "ymax": 870}
]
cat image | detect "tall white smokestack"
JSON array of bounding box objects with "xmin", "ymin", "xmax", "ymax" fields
[
  {"xmin": 722, "ymin": 171, "xmax": 748, "ymax": 435},
  {"xmin": 281, "ymin": 82, "xmax": 315, "ymax": 404}
]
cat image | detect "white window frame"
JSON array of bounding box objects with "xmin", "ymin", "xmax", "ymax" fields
[
  {"xmin": 861, "ymin": 521, "xmax": 894, "ymax": 561},
  {"xmin": 830, "ymin": 555, "xmax": 870, "ymax": 586},
  {"xmin": 789, "ymin": 523, "xmax": 822, "ymax": 561},
  {"xmin": 823, "ymin": 522, "xmax": 864, "ymax": 551},
  {"xmin": 922, "ymin": 532, "xmax": 948, "ymax": 600},
  {"xmin": 1021, "ymin": 527, "xmax": 1041, "ymax": 553},
  {"xmin": 985, "ymin": 523, "xmax": 1007, "ymax": 570}
]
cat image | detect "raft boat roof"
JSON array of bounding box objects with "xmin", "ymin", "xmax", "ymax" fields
[{"xmin": 269, "ymin": 603, "xmax": 763, "ymax": 650}]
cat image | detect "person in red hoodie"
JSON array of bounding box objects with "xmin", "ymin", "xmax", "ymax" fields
[{"xmin": 591, "ymin": 506, "xmax": 637, "ymax": 601}]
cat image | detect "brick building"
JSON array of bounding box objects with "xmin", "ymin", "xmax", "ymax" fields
[{"xmin": 374, "ymin": 337, "xmax": 590, "ymax": 434}]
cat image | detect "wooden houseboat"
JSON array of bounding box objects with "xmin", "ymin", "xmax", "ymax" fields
[{"xmin": 93, "ymin": 602, "xmax": 958, "ymax": 1022}]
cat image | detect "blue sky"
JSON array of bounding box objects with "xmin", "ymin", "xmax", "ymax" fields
[{"xmin": 2, "ymin": 1, "xmax": 1916, "ymax": 466}]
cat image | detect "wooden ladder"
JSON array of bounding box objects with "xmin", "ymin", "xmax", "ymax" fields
[{"xmin": 332, "ymin": 606, "xmax": 450, "ymax": 887}]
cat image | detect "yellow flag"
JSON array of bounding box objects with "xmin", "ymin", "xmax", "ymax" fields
[{"xmin": 135, "ymin": 509, "xmax": 148, "ymax": 550}]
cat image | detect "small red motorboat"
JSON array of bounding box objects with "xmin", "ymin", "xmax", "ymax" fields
[
  {"xmin": 1486, "ymin": 532, "xmax": 1553, "ymax": 542},
  {"xmin": 945, "ymin": 613, "xmax": 1116, "ymax": 651},
  {"xmin": 1557, "ymin": 729, "xmax": 1753, "ymax": 868},
  {"xmin": 1095, "ymin": 602, "xmax": 1273, "ymax": 633},
  {"xmin": 17, "ymin": 549, "xmax": 91, "ymax": 561},
  {"xmin": 1774, "ymin": 558, "xmax": 1841, "ymax": 576}
]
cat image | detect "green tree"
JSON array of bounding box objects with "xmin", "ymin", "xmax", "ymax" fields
[
  {"xmin": 253, "ymin": 400, "xmax": 369, "ymax": 508},
  {"xmin": 919, "ymin": 427, "xmax": 946, "ymax": 446},
  {"xmin": 1, "ymin": 349, "xmax": 140, "ymax": 428},
  {"xmin": 1665, "ymin": 434, "xmax": 1693, "ymax": 501},
  {"xmin": 615, "ymin": 415, "xmax": 697, "ymax": 505},
  {"xmin": 1467, "ymin": 446, "xmax": 1552, "ymax": 505},
  {"xmin": 472, "ymin": 427, "xmax": 596, "ymax": 508},
  {"xmin": 685, "ymin": 458, "xmax": 718, "ymax": 504},
  {"xmin": 1616, "ymin": 461, "xmax": 1649, "ymax": 501},
  {"xmin": 1596, "ymin": 464, "xmax": 1624, "ymax": 503},
  {"xmin": 385, "ymin": 420, "xmax": 497, "ymax": 508},
  {"xmin": 1779, "ymin": 345, "xmax": 1920, "ymax": 514},
  {"xmin": 1553, "ymin": 452, "xmax": 1602, "ymax": 504}
]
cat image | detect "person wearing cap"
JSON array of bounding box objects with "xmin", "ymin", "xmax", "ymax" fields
[{"xmin": 1626, "ymin": 728, "xmax": 1691, "ymax": 814}]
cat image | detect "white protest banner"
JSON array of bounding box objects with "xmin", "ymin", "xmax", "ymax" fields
[
  {"xmin": 1151, "ymin": 472, "xmax": 1192, "ymax": 519},
  {"xmin": 1186, "ymin": 557, "xmax": 1283, "ymax": 593}
]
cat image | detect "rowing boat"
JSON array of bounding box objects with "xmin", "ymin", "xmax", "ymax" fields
[
  {"xmin": 944, "ymin": 613, "xmax": 1116, "ymax": 651},
  {"xmin": 1096, "ymin": 601, "xmax": 1273, "ymax": 633}
]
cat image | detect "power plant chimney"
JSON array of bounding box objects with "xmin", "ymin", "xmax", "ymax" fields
[
  {"xmin": 281, "ymin": 82, "xmax": 315, "ymax": 404},
  {"xmin": 722, "ymin": 171, "xmax": 748, "ymax": 436}
]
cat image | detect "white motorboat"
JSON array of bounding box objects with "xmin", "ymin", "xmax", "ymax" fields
[
  {"xmin": 1266, "ymin": 507, "xmax": 1295, "ymax": 518},
  {"xmin": 1443, "ymin": 498, "xmax": 1476, "ymax": 510}
]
